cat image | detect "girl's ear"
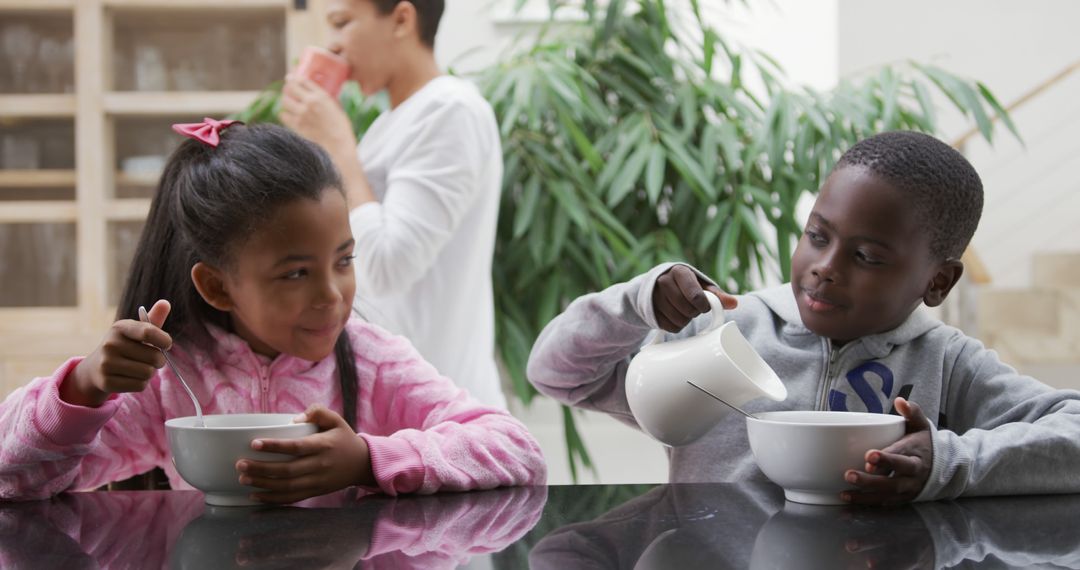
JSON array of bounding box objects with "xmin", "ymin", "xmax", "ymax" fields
[
  {"xmin": 923, "ymin": 259, "xmax": 964, "ymax": 307},
  {"xmin": 191, "ymin": 262, "xmax": 233, "ymax": 311}
]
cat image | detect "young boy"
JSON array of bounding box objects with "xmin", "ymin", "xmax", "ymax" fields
[
  {"xmin": 280, "ymin": 0, "xmax": 507, "ymax": 408},
  {"xmin": 528, "ymin": 131, "xmax": 1080, "ymax": 504}
]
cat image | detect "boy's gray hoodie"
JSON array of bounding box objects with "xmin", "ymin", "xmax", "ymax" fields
[{"xmin": 527, "ymin": 263, "xmax": 1080, "ymax": 501}]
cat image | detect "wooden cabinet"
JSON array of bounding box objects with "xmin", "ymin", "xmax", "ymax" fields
[{"xmin": 0, "ymin": 0, "xmax": 324, "ymax": 397}]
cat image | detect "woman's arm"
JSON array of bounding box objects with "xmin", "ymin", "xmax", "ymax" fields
[{"xmin": 279, "ymin": 76, "xmax": 377, "ymax": 208}]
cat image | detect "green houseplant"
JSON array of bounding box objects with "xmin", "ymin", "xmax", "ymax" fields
[{"xmin": 238, "ymin": 0, "xmax": 1017, "ymax": 480}]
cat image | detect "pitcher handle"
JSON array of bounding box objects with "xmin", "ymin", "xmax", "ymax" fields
[
  {"xmin": 648, "ymin": 290, "xmax": 726, "ymax": 345},
  {"xmin": 701, "ymin": 290, "xmax": 727, "ymax": 333}
]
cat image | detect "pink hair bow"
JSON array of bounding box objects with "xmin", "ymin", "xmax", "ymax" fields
[{"xmin": 171, "ymin": 117, "xmax": 242, "ymax": 147}]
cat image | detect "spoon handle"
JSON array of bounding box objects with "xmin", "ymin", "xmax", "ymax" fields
[
  {"xmin": 686, "ymin": 380, "xmax": 755, "ymax": 419},
  {"xmin": 138, "ymin": 306, "xmax": 204, "ymax": 424}
]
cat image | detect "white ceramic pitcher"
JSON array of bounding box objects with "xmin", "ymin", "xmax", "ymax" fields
[{"xmin": 625, "ymin": 291, "xmax": 787, "ymax": 446}]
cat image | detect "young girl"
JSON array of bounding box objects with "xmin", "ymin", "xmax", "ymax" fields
[{"xmin": 0, "ymin": 120, "xmax": 545, "ymax": 503}]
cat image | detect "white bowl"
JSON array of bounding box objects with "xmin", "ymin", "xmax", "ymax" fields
[
  {"xmin": 746, "ymin": 411, "xmax": 905, "ymax": 505},
  {"xmin": 165, "ymin": 413, "xmax": 318, "ymax": 506}
]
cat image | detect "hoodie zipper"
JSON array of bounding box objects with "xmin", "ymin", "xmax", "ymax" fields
[{"xmin": 818, "ymin": 339, "xmax": 854, "ymax": 411}]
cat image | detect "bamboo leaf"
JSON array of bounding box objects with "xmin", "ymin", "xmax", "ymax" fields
[
  {"xmin": 645, "ymin": 145, "xmax": 667, "ymax": 205},
  {"xmin": 912, "ymin": 80, "xmax": 937, "ymax": 129},
  {"xmin": 513, "ymin": 176, "xmax": 542, "ymax": 238},
  {"xmin": 956, "ymin": 81, "xmax": 994, "ymax": 143},
  {"xmin": 550, "ymin": 181, "xmax": 590, "ymax": 230},
  {"xmin": 703, "ymin": 29, "xmax": 716, "ymax": 75},
  {"xmin": 561, "ymin": 113, "xmax": 604, "ymax": 172},
  {"xmin": 977, "ymin": 81, "xmax": 1022, "ymax": 143},
  {"xmin": 608, "ymin": 143, "xmax": 651, "ymax": 206},
  {"xmin": 597, "ymin": 120, "xmax": 645, "ymax": 189}
]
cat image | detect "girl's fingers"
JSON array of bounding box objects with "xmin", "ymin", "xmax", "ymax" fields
[
  {"xmin": 146, "ymin": 299, "xmax": 171, "ymax": 329},
  {"xmin": 237, "ymin": 455, "xmax": 322, "ymax": 482},
  {"xmin": 302, "ymin": 405, "xmax": 347, "ymax": 431},
  {"xmin": 113, "ymin": 340, "xmax": 166, "ymax": 369},
  {"xmin": 116, "ymin": 320, "xmax": 172, "ymax": 352},
  {"xmin": 101, "ymin": 358, "xmax": 158, "ymax": 381},
  {"xmin": 250, "ymin": 434, "xmax": 321, "ymax": 456}
]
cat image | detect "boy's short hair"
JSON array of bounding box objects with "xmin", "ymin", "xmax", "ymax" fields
[
  {"xmin": 373, "ymin": 0, "xmax": 443, "ymax": 48},
  {"xmin": 835, "ymin": 130, "xmax": 983, "ymax": 260}
]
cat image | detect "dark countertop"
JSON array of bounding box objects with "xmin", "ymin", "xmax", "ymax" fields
[{"xmin": 3, "ymin": 483, "xmax": 1080, "ymax": 568}]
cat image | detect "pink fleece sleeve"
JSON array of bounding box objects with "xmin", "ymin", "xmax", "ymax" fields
[
  {"xmin": 352, "ymin": 326, "xmax": 546, "ymax": 495},
  {"xmin": 0, "ymin": 358, "xmax": 170, "ymax": 500}
]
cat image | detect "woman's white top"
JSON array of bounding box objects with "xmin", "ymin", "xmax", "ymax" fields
[{"xmin": 350, "ymin": 75, "xmax": 506, "ymax": 408}]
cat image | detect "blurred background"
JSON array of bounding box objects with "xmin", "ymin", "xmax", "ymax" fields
[{"xmin": 1, "ymin": 0, "xmax": 1077, "ymax": 486}]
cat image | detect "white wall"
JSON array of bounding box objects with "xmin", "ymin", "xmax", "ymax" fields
[
  {"xmin": 838, "ymin": 0, "xmax": 1080, "ymax": 288},
  {"xmin": 437, "ymin": 0, "xmax": 840, "ymax": 84}
]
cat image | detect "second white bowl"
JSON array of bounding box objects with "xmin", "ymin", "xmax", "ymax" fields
[{"xmin": 746, "ymin": 410, "xmax": 905, "ymax": 505}]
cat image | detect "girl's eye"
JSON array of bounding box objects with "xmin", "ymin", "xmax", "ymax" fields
[
  {"xmin": 337, "ymin": 254, "xmax": 356, "ymax": 268},
  {"xmin": 282, "ymin": 269, "xmax": 307, "ymax": 280}
]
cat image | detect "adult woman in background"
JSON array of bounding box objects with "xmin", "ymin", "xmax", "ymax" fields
[{"xmin": 280, "ymin": 0, "xmax": 506, "ymax": 408}]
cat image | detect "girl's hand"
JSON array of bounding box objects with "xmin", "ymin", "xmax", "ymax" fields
[
  {"xmin": 842, "ymin": 398, "xmax": 933, "ymax": 505},
  {"xmin": 237, "ymin": 405, "xmax": 376, "ymax": 504},
  {"xmin": 279, "ymin": 75, "xmax": 357, "ymax": 159},
  {"xmin": 64, "ymin": 300, "xmax": 172, "ymax": 407},
  {"xmin": 652, "ymin": 264, "xmax": 737, "ymax": 332}
]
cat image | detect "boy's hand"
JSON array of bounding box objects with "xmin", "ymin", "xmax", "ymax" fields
[
  {"xmin": 842, "ymin": 398, "xmax": 932, "ymax": 505},
  {"xmin": 64, "ymin": 300, "xmax": 172, "ymax": 407},
  {"xmin": 652, "ymin": 265, "xmax": 737, "ymax": 332},
  {"xmin": 280, "ymin": 75, "xmax": 357, "ymax": 160},
  {"xmin": 238, "ymin": 405, "xmax": 376, "ymax": 504}
]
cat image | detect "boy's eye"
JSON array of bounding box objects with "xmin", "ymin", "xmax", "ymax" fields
[
  {"xmin": 804, "ymin": 229, "xmax": 827, "ymax": 245},
  {"xmin": 855, "ymin": 250, "xmax": 883, "ymax": 265}
]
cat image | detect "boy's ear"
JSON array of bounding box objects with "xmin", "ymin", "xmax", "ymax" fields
[
  {"xmin": 390, "ymin": 1, "xmax": 418, "ymax": 41},
  {"xmin": 191, "ymin": 262, "xmax": 233, "ymax": 311},
  {"xmin": 923, "ymin": 259, "xmax": 965, "ymax": 307}
]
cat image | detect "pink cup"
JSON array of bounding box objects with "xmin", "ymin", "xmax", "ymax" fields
[{"xmin": 295, "ymin": 46, "xmax": 349, "ymax": 96}]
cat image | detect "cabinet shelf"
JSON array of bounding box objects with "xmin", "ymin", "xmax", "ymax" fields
[
  {"xmin": 103, "ymin": 91, "xmax": 261, "ymax": 116},
  {"xmin": 0, "ymin": 169, "xmax": 77, "ymax": 188},
  {"xmin": 0, "ymin": 201, "xmax": 77, "ymax": 223},
  {"xmin": 0, "ymin": 0, "xmax": 73, "ymax": 10},
  {"xmin": 115, "ymin": 171, "xmax": 160, "ymax": 188},
  {"xmin": 0, "ymin": 0, "xmax": 319, "ymax": 396},
  {"xmin": 102, "ymin": 0, "xmax": 285, "ymax": 9},
  {"xmin": 0, "ymin": 95, "xmax": 77, "ymax": 118},
  {"xmin": 104, "ymin": 198, "xmax": 151, "ymax": 221}
]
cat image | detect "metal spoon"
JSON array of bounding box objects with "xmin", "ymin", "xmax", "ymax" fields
[
  {"xmin": 139, "ymin": 305, "xmax": 204, "ymax": 427},
  {"xmin": 686, "ymin": 380, "xmax": 756, "ymax": 419}
]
